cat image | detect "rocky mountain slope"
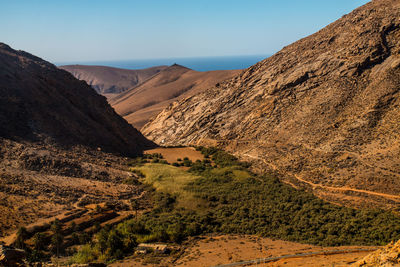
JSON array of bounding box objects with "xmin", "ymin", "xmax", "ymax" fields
[
  {"xmin": 0, "ymin": 43, "xmax": 155, "ymax": 236},
  {"xmin": 59, "ymin": 64, "xmax": 167, "ymax": 98},
  {"xmin": 142, "ymin": 0, "xmax": 400, "ymax": 208},
  {"xmin": 110, "ymin": 64, "xmax": 240, "ymax": 128},
  {"xmin": 0, "ymin": 43, "xmax": 154, "ymax": 156}
]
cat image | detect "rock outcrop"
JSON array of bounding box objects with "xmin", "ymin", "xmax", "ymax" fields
[
  {"xmin": 0, "ymin": 43, "xmax": 155, "ymax": 156},
  {"xmin": 352, "ymin": 239, "xmax": 400, "ymax": 266},
  {"xmin": 142, "ymin": 0, "xmax": 400, "ymax": 208}
]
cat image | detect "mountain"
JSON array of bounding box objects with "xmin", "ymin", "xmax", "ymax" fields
[
  {"xmin": 142, "ymin": 0, "xmax": 400, "ymax": 208},
  {"xmin": 0, "ymin": 43, "xmax": 154, "ymax": 156},
  {"xmin": 59, "ymin": 64, "xmax": 167, "ymax": 98},
  {"xmin": 110, "ymin": 64, "xmax": 241, "ymax": 128}
]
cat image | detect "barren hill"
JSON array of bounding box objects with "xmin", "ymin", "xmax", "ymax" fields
[
  {"xmin": 0, "ymin": 43, "xmax": 157, "ymax": 237},
  {"xmin": 143, "ymin": 0, "xmax": 400, "ymax": 208},
  {"xmin": 110, "ymin": 64, "xmax": 241, "ymax": 128},
  {"xmin": 59, "ymin": 64, "xmax": 167, "ymax": 98},
  {"xmin": 0, "ymin": 43, "xmax": 154, "ymax": 156}
]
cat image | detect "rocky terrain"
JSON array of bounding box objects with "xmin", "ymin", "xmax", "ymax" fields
[
  {"xmin": 353, "ymin": 239, "xmax": 400, "ymax": 266},
  {"xmin": 110, "ymin": 64, "xmax": 240, "ymax": 128},
  {"xmin": 0, "ymin": 43, "xmax": 154, "ymax": 156},
  {"xmin": 59, "ymin": 64, "xmax": 167, "ymax": 98},
  {"xmin": 143, "ymin": 0, "xmax": 400, "ymax": 209},
  {"xmin": 0, "ymin": 138, "xmax": 146, "ymax": 237},
  {"xmin": 0, "ymin": 43, "xmax": 155, "ymax": 236}
]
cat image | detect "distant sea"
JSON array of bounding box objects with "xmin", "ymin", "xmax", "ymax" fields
[{"xmin": 55, "ymin": 55, "xmax": 269, "ymax": 72}]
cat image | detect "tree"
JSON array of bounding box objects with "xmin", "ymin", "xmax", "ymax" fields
[
  {"xmin": 33, "ymin": 232, "xmax": 46, "ymax": 251},
  {"xmin": 130, "ymin": 199, "xmax": 139, "ymax": 220},
  {"xmin": 51, "ymin": 219, "xmax": 64, "ymax": 257},
  {"xmin": 15, "ymin": 226, "xmax": 29, "ymax": 249},
  {"xmin": 78, "ymin": 232, "xmax": 91, "ymax": 245},
  {"xmin": 123, "ymin": 232, "xmax": 137, "ymax": 251},
  {"xmin": 106, "ymin": 230, "xmax": 123, "ymax": 258},
  {"xmin": 51, "ymin": 234, "xmax": 64, "ymax": 257},
  {"xmin": 96, "ymin": 229, "xmax": 109, "ymax": 254},
  {"xmin": 168, "ymin": 222, "xmax": 186, "ymax": 243},
  {"xmin": 51, "ymin": 219, "xmax": 62, "ymax": 234}
]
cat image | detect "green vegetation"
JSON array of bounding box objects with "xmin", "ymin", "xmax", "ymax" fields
[
  {"xmin": 71, "ymin": 146, "xmax": 400, "ymax": 263},
  {"xmin": 132, "ymin": 163, "xmax": 201, "ymax": 209},
  {"xmin": 127, "ymin": 153, "xmax": 166, "ymax": 167},
  {"xmin": 70, "ymin": 244, "xmax": 98, "ymax": 264},
  {"xmin": 51, "ymin": 219, "xmax": 64, "ymax": 257},
  {"xmin": 131, "ymin": 147, "xmax": 400, "ymax": 246}
]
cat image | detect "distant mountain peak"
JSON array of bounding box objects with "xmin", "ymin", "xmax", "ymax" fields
[{"xmin": 169, "ymin": 63, "xmax": 191, "ymax": 70}]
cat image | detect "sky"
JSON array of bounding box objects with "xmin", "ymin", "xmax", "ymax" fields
[{"xmin": 0, "ymin": 0, "xmax": 370, "ymax": 63}]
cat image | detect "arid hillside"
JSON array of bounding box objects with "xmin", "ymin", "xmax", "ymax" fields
[
  {"xmin": 0, "ymin": 43, "xmax": 156, "ymax": 238},
  {"xmin": 0, "ymin": 43, "xmax": 154, "ymax": 156},
  {"xmin": 143, "ymin": 0, "xmax": 400, "ymax": 208},
  {"xmin": 59, "ymin": 64, "xmax": 167, "ymax": 98},
  {"xmin": 110, "ymin": 64, "xmax": 241, "ymax": 129}
]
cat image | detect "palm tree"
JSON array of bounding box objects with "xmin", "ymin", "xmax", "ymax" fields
[{"xmin": 51, "ymin": 219, "xmax": 63, "ymax": 257}]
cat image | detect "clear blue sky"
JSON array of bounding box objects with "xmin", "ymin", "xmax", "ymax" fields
[{"xmin": 0, "ymin": 0, "xmax": 370, "ymax": 63}]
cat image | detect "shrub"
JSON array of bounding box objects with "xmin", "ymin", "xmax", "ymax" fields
[{"xmin": 71, "ymin": 244, "xmax": 97, "ymax": 264}]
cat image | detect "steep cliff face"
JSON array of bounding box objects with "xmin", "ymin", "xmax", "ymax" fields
[
  {"xmin": 0, "ymin": 43, "xmax": 154, "ymax": 156},
  {"xmin": 143, "ymin": 0, "xmax": 400, "ymax": 208}
]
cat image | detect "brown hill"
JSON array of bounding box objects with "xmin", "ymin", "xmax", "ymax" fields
[
  {"xmin": 142, "ymin": 0, "xmax": 400, "ymax": 209},
  {"xmin": 110, "ymin": 64, "xmax": 241, "ymax": 129},
  {"xmin": 0, "ymin": 42, "xmax": 154, "ymax": 156},
  {"xmin": 59, "ymin": 64, "xmax": 167, "ymax": 98}
]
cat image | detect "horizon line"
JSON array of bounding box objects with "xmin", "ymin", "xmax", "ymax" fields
[{"xmin": 53, "ymin": 53, "xmax": 271, "ymax": 66}]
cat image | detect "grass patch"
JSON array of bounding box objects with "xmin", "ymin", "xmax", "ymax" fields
[{"xmin": 131, "ymin": 163, "xmax": 201, "ymax": 209}]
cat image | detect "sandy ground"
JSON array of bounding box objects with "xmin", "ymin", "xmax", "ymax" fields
[
  {"xmin": 111, "ymin": 235, "xmax": 377, "ymax": 267},
  {"xmin": 144, "ymin": 147, "xmax": 204, "ymax": 163}
]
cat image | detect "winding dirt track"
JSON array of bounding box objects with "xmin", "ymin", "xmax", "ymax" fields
[
  {"xmin": 243, "ymin": 153, "xmax": 400, "ymax": 202},
  {"xmin": 213, "ymin": 248, "xmax": 376, "ymax": 267}
]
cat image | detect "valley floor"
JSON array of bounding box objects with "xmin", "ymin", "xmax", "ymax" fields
[{"xmin": 111, "ymin": 235, "xmax": 376, "ymax": 267}]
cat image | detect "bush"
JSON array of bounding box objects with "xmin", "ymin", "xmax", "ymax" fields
[{"xmin": 71, "ymin": 244, "xmax": 97, "ymax": 264}]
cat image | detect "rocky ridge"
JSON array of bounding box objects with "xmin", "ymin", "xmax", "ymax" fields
[
  {"xmin": 0, "ymin": 43, "xmax": 154, "ymax": 156},
  {"xmin": 142, "ymin": 0, "xmax": 400, "ymax": 208},
  {"xmin": 59, "ymin": 64, "xmax": 167, "ymax": 97}
]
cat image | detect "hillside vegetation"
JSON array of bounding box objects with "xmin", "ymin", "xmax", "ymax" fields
[{"xmin": 71, "ymin": 147, "xmax": 400, "ymax": 264}]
